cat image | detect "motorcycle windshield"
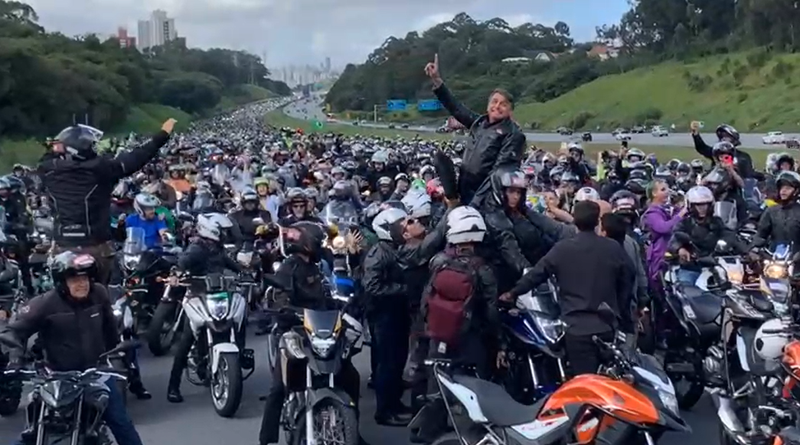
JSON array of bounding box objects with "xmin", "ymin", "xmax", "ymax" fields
[
  {"xmin": 742, "ymin": 178, "xmax": 763, "ymax": 207},
  {"xmin": 303, "ymin": 309, "xmax": 341, "ymax": 339},
  {"xmin": 775, "ymin": 244, "xmax": 791, "ymax": 260},
  {"xmin": 713, "ymin": 201, "xmax": 738, "ymax": 230},
  {"xmin": 192, "ymin": 191, "xmax": 214, "ymax": 212},
  {"xmin": 212, "ymin": 164, "xmax": 230, "ymax": 186},
  {"xmin": 322, "ymin": 201, "xmax": 359, "ymax": 228},
  {"xmin": 123, "ymin": 227, "xmax": 146, "ymax": 255}
]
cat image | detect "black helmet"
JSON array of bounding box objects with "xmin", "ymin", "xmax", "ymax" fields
[
  {"xmin": 50, "ymin": 251, "xmax": 97, "ymax": 295},
  {"xmin": 282, "ymin": 221, "xmax": 325, "ymax": 260},
  {"xmin": 490, "ymin": 169, "xmax": 527, "ymax": 206},
  {"xmin": 711, "ymin": 141, "xmax": 735, "ymax": 158},
  {"xmin": 56, "ymin": 124, "xmax": 103, "ymax": 161},
  {"xmin": 776, "ymin": 171, "xmax": 800, "ymax": 191},
  {"xmin": 715, "ymin": 124, "xmax": 740, "ymax": 147}
]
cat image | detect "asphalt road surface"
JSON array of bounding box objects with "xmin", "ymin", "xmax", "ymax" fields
[
  {"xmin": 284, "ymin": 97, "xmax": 791, "ymax": 150},
  {"xmin": 0, "ymin": 333, "xmax": 719, "ymax": 445}
]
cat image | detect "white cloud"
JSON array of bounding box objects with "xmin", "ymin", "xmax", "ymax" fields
[{"xmin": 311, "ymin": 32, "xmax": 327, "ymax": 55}]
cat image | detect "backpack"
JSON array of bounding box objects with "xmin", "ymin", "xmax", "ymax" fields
[{"xmin": 425, "ymin": 253, "xmax": 482, "ymax": 346}]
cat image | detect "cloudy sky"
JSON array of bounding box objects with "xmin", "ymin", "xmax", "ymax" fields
[{"xmin": 27, "ymin": 0, "xmax": 630, "ymax": 68}]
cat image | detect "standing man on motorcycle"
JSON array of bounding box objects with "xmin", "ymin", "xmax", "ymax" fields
[
  {"xmin": 38, "ymin": 119, "xmax": 176, "ymax": 284},
  {"xmin": 1, "ymin": 252, "xmax": 144, "ymax": 445}
]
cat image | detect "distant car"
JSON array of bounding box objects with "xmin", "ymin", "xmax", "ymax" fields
[
  {"xmin": 436, "ymin": 126, "xmax": 450, "ymax": 133},
  {"xmin": 651, "ymin": 126, "xmax": 669, "ymax": 137},
  {"xmin": 352, "ymin": 121, "xmax": 359, "ymax": 126},
  {"xmin": 763, "ymin": 131, "xmax": 786, "ymax": 145},
  {"xmin": 786, "ymin": 138, "xmax": 800, "ymax": 149},
  {"xmin": 611, "ymin": 127, "xmax": 627, "ymax": 136},
  {"xmin": 556, "ymin": 127, "xmax": 573, "ymax": 136},
  {"xmin": 388, "ymin": 124, "xmax": 396, "ymax": 129},
  {"xmin": 401, "ymin": 124, "xmax": 409, "ymax": 129},
  {"xmin": 632, "ymin": 125, "xmax": 646, "ymax": 134},
  {"xmin": 615, "ymin": 131, "xmax": 632, "ymax": 141},
  {"xmin": 582, "ymin": 132, "xmax": 593, "ymax": 142}
]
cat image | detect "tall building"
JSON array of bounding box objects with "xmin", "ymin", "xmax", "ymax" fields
[
  {"xmin": 115, "ymin": 27, "xmax": 136, "ymax": 49},
  {"xmin": 137, "ymin": 9, "xmax": 178, "ymax": 51},
  {"xmin": 325, "ymin": 57, "xmax": 331, "ymax": 73}
]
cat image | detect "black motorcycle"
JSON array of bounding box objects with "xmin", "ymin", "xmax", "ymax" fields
[{"xmin": 5, "ymin": 341, "xmax": 139, "ymax": 445}]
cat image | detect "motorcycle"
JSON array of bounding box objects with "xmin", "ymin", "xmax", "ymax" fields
[
  {"xmin": 176, "ymin": 272, "xmax": 252, "ymax": 417},
  {"xmin": 121, "ymin": 227, "xmax": 183, "ymax": 356},
  {"xmin": 655, "ymin": 245, "xmax": 732, "ymax": 410},
  {"xmin": 411, "ymin": 335, "xmax": 690, "ymax": 445},
  {"xmin": 3, "ymin": 341, "xmax": 139, "ymax": 445},
  {"xmin": 275, "ymin": 304, "xmax": 363, "ymax": 445},
  {"xmin": 499, "ymin": 280, "xmax": 566, "ymax": 405}
]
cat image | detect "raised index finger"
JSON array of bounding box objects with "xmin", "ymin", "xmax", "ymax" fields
[{"xmin": 434, "ymin": 53, "xmax": 439, "ymax": 66}]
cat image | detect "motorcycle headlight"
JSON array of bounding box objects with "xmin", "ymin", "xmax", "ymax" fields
[
  {"xmin": 123, "ymin": 254, "xmax": 140, "ymax": 271},
  {"xmin": 205, "ymin": 295, "xmax": 229, "ymax": 320},
  {"xmin": 280, "ymin": 331, "xmax": 306, "ymax": 359},
  {"xmin": 659, "ymin": 390, "xmax": 679, "ymax": 415},
  {"xmin": 765, "ymin": 264, "xmax": 788, "ymax": 279},
  {"xmin": 310, "ymin": 335, "xmax": 336, "ymax": 358}
]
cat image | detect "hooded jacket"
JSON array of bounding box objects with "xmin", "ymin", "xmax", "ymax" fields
[{"xmin": 641, "ymin": 204, "xmax": 684, "ymax": 285}]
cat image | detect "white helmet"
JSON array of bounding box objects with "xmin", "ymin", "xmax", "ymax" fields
[
  {"xmin": 575, "ymin": 187, "xmax": 599, "ymax": 202},
  {"xmin": 446, "ymin": 206, "xmax": 486, "ymax": 244},
  {"xmin": 754, "ymin": 318, "xmax": 791, "ymax": 362},
  {"xmin": 372, "ymin": 208, "xmax": 407, "ymax": 241},
  {"xmin": 401, "ymin": 190, "xmax": 432, "ymax": 219},
  {"xmin": 133, "ymin": 193, "xmax": 160, "ymax": 217},
  {"xmin": 196, "ymin": 214, "xmax": 223, "ymax": 241},
  {"xmin": 685, "ymin": 186, "xmax": 714, "ymax": 205}
]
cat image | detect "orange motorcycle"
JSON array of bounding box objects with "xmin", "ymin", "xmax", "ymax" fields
[{"xmin": 410, "ymin": 335, "xmax": 690, "ymax": 445}]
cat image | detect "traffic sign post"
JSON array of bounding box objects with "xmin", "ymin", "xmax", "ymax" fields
[{"xmin": 417, "ymin": 99, "xmax": 442, "ymax": 111}]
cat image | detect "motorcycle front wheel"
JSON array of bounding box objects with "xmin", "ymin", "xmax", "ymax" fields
[
  {"xmin": 290, "ymin": 400, "xmax": 358, "ymax": 445},
  {"xmin": 663, "ymin": 349, "xmax": 705, "ymax": 410},
  {"xmin": 147, "ymin": 302, "xmax": 179, "ymax": 356},
  {"xmin": 211, "ymin": 352, "xmax": 243, "ymax": 418}
]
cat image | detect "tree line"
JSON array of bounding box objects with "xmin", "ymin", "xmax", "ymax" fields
[
  {"xmin": 0, "ymin": 0, "xmax": 291, "ymax": 139},
  {"xmin": 327, "ymin": 2, "xmax": 800, "ymax": 116}
]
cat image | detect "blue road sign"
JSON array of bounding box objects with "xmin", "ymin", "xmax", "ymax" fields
[
  {"xmin": 417, "ymin": 99, "xmax": 442, "ymax": 111},
  {"xmin": 386, "ymin": 100, "xmax": 407, "ymax": 111}
]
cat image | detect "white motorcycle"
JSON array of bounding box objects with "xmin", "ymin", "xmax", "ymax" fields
[{"xmin": 174, "ymin": 272, "xmax": 251, "ymax": 417}]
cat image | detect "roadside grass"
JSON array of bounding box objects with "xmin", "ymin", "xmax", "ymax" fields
[
  {"xmin": 515, "ymin": 51, "xmax": 800, "ymax": 133},
  {"xmin": 268, "ymin": 109, "xmax": 782, "ymax": 167}
]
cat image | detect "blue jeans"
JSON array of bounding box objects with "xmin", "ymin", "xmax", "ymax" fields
[
  {"xmin": 676, "ymin": 269, "xmax": 702, "ymax": 287},
  {"xmin": 13, "ymin": 379, "xmax": 142, "ymax": 445}
]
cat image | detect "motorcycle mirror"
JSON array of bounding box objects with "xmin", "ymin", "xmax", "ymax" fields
[{"xmin": 716, "ymin": 239, "xmax": 729, "ymax": 251}]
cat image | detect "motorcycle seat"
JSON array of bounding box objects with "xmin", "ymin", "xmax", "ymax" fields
[
  {"xmin": 679, "ymin": 286, "xmax": 722, "ymax": 324},
  {"xmin": 452, "ymin": 374, "xmax": 546, "ymax": 426}
]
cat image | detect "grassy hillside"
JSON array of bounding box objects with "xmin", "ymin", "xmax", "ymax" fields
[
  {"xmin": 215, "ymin": 85, "xmax": 276, "ymax": 111},
  {"xmin": 515, "ymin": 51, "xmax": 800, "ymax": 132}
]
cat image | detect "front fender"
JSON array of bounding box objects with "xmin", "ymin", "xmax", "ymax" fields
[
  {"xmin": 211, "ymin": 342, "xmax": 239, "ymax": 374},
  {"xmin": 307, "ymin": 387, "xmax": 355, "ymax": 410}
]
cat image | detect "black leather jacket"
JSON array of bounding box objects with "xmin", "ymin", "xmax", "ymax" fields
[
  {"xmin": 753, "ymin": 201, "xmax": 800, "ymax": 250},
  {"xmin": 230, "ymin": 208, "xmax": 273, "ymax": 247},
  {"xmin": 1, "ymin": 284, "xmax": 118, "ymax": 371},
  {"xmin": 669, "ymin": 216, "xmax": 746, "ymax": 259},
  {"xmin": 362, "ymin": 214, "xmax": 448, "ymax": 314},
  {"xmin": 178, "ymin": 239, "xmax": 242, "ymax": 276},
  {"xmin": 432, "ymin": 84, "xmax": 526, "ymax": 204},
  {"xmin": 37, "ymin": 131, "xmax": 170, "ymax": 247}
]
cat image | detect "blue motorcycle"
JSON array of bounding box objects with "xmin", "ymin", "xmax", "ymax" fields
[{"xmin": 499, "ymin": 280, "xmax": 566, "ymax": 405}]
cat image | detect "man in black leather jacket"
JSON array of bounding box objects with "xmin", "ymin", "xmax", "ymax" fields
[
  {"xmin": 363, "ymin": 205, "xmax": 449, "ymax": 426},
  {"xmin": 1, "ymin": 251, "xmax": 143, "ymax": 445},
  {"xmin": 230, "ymin": 190, "xmax": 273, "ymax": 250},
  {"xmin": 166, "ymin": 215, "xmax": 244, "ymax": 403},
  {"xmin": 752, "ymin": 171, "xmax": 800, "ymax": 252},
  {"xmin": 424, "ymin": 55, "xmax": 526, "ymax": 205},
  {"xmin": 38, "ymin": 120, "xmax": 175, "ymax": 284}
]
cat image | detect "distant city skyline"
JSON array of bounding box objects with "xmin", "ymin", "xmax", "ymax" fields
[
  {"xmin": 136, "ymin": 9, "xmax": 178, "ymax": 51},
  {"xmin": 271, "ymin": 59, "xmax": 339, "ymax": 88}
]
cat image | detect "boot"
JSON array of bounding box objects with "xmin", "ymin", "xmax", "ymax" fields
[
  {"xmin": 128, "ymin": 368, "xmax": 152, "ymax": 400},
  {"xmin": 167, "ymin": 385, "xmax": 183, "ymax": 403}
]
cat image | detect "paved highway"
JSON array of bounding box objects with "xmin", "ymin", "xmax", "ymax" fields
[
  {"xmin": 0, "ymin": 333, "xmax": 719, "ymax": 445},
  {"xmin": 284, "ymin": 97, "xmax": 791, "ymax": 150}
]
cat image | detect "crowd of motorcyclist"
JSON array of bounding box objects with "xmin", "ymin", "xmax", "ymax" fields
[{"xmin": 1, "ymin": 69, "xmax": 800, "ymax": 445}]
